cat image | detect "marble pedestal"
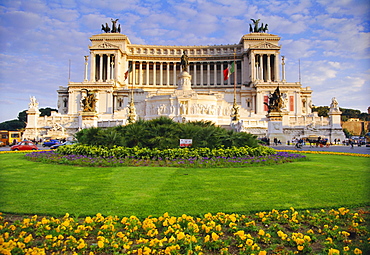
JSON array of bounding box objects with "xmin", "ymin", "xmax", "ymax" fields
[
  {"xmin": 81, "ymin": 111, "xmax": 98, "ymax": 128},
  {"xmin": 267, "ymin": 111, "xmax": 286, "ymax": 143}
]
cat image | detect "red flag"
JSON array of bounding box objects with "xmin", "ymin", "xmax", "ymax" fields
[
  {"xmin": 124, "ymin": 64, "xmax": 132, "ymax": 80},
  {"xmin": 223, "ymin": 62, "xmax": 235, "ymax": 81}
]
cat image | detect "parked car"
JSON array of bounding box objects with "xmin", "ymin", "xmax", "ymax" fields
[
  {"xmin": 42, "ymin": 139, "xmax": 61, "ymax": 147},
  {"xmin": 10, "ymin": 141, "xmax": 38, "ymax": 151},
  {"xmin": 50, "ymin": 141, "xmax": 76, "ymax": 149}
]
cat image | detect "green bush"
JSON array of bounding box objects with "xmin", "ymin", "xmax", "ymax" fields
[{"xmin": 74, "ymin": 117, "xmax": 260, "ymax": 149}]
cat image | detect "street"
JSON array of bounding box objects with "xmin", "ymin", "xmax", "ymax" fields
[{"xmin": 269, "ymin": 144, "xmax": 370, "ymax": 155}]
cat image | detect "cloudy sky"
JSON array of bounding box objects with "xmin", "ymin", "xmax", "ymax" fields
[{"xmin": 0, "ymin": 0, "xmax": 369, "ymax": 122}]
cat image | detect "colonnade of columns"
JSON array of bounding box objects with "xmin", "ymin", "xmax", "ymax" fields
[
  {"xmin": 128, "ymin": 60, "xmax": 241, "ymax": 87},
  {"xmin": 90, "ymin": 53, "xmax": 117, "ymax": 82},
  {"xmin": 250, "ymin": 53, "xmax": 279, "ymax": 82}
]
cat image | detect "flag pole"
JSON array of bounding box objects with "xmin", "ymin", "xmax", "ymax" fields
[
  {"xmin": 231, "ymin": 50, "xmax": 239, "ymax": 122},
  {"xmin": 233, "ymin": 51, "xmax": 236, "ymax": 105}
]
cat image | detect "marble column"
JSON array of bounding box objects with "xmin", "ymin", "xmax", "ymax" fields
[
  {"xmin": 99, "ymin": 54, "xmax": 103, "ymax": 82},
  {"xmin": 267, "ymin": 55, "xmax": 271, "ymax": 82},
  {"xmin": 220, "ymin": 62, "xmax": 223, "ymax": 85},
  {"xmin": 251, "ymin": 52, "xmax": 255, "ymax": 81},
  {"xmin": 173, "ymin": 62, "xmax": 176, "ymax": 86},
  {"xmin": 132, "ymin": 61, "xmax": 136, "ymax": 85},
  {"xmin": 90, "ymin": 53, "xmax": 95, "ymax": 82},
  {"xmin": 200, "ymin": 63, "xmax": 204, "ymax": 86},
  {"xmin": 167, "ymin": 62, "xmax": 170, "ymax": 86},
  {"xmin": 139, "ymin": 61, "xmax": 143, "ymax": 86},
  {"xmin": 274, "ymin": 53, "xmax": 279, "ymax": 81},
  {"xmin": 282, "ymin": 56, "xmax": 286, "ymax": 82},
  {"xmin": 193, "ymin": 63, "xmax": 197, "ymax": 86},
  {"xmin": 153, "ymin": 62, "xmax": 156, "ymax": 85},
  {"xmin": 84, "ymin": 55, "xmax": 88, "ymax": 82},
  {"xmin": 259, "ymin": 54, "xmax": 263, "ymax": 82},
  {"xmin": 107, "ymin": 54, "xmax": 111, "ymax": 81},
  {"xmin": 146, "ymin": 62, "xmax": 150, "ymax": 85},
  {"xmin": 207, "ymin": 62, "xmax": 210, "ymax": 86},
  {"xmin": 160, "ymin": 62, "xmax": 163, "ymax": 86},
  {"xmin": 213, "ymin": 62, "xmax": 217, "ymax": 86}
]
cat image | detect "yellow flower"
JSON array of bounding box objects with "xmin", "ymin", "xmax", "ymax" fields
[
  {"xmin": 246, "ymin": 239, "xmax": 254, "ymax": 246},
  {"xmin": 168, "ymin": 236, "xmax": 176, "ymax": 243},
  {"xmin": 204, "ymin": 235, "xmax": 210, "ymax": 242},
  {"xmin": 326, "ymin": 237, "xmax": 333, "ymax": 243},
  {"xmin": 303, "ymin": 235, "xmax": 311, "ymax": 242},
  {"xmin": 85, "ymin": 216, "xmax": 93, "ymax": 224},
  {"xmin": 97, "ymin": 240, "xmax": 104, "ymax": 248},
  {"xmin": 17, "ymin": 242, "xmax": 25, "ymax": 249},
  {"xmin": 297, "ymin": 245, "xmax": 304, "ymax": 251},
  {"xmin": 354, "ymin": 248, "xmax": 362, "ymax": 254},
  {"xmin": 234, "ymin": 230, "xmax": 246, "ymax": 240},
  {"xmin": 176, "ymin": 232, "xmax": 185, "ymax": 240},
  {"xmin": 343, "ymin": 246, "xmax": 350, "ymax": 251},
  {"xmin": 328, "ymin": 248, "xmax": 340, "ymax": 255},
  {"xmin": 341, "ymin": 231, "xmax": 350, "ymax": 237},
  {"xmin": 77, "ymin": 240, "xmax": 86, "ymax": 249},
  {"xmin": 23, "ymin": 234, "xmax": 33, "ymax": 243},
  {"xmin": 211, "ymin": 232, "xmax": 219, "ymax": 241},
  {"xmin": 258, "ymin": 229, "xmax": 265, "ymax": 236},
  {"xmin": 258, "ymin": 251, "xmax": 267, "ymax": 255}
]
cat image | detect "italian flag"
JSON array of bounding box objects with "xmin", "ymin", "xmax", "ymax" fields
[
  {"xmin": 223, "ymin": 62, "xmax": 235, "ymax": 81},
  {"xmin": 124, "ymin": 64, "xmax": 132, "ymax": 80}
]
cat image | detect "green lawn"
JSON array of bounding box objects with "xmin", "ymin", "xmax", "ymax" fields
[{"xmin": 0, "ymin": 153, "xmax": 369, "ymax": 217}]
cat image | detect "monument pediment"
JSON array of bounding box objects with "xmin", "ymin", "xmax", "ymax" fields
[
  {"xmin": 96, "ymin": 41, "xmax": 119, "ymax": 49},
  {"xmin": 251, "ymin": 41, "xmax": 281, "ymax": 50}
]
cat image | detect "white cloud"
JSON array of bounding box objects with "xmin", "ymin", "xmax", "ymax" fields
[{"xmin": 0, "ymin": 0, "xmax": 369, "ymax": 122}]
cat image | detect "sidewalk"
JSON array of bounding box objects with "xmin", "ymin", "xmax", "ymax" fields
[{"xmin": 269, "ymin": 144, "xmax": 370, "ymax": 155}]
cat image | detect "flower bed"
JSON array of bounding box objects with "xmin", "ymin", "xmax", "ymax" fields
[
  {"xmin": 0, "ymin": 149, "xmax": 50, "ymax": 155},
  {"xmin": 0, "ymin": 207, "xmax": 368, "ymax": 254},
  {"xmin": 24, "ymin": 151, "xmax": 306, "ymax": 168},
  {"xmin": 276, "ymin": 150, "xmax": 370, "ymax": 158},
  {"xmin": 56, "ymin": 145, "xmax": 277, "ymax": 159}
]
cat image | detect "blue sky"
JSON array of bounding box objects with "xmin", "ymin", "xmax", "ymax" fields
[{"xmin": 0, "ymin": 0, "xmax": 369, "ymax": 122}]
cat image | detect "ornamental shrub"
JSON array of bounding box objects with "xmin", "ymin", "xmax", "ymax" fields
[{"xmin": 74, "ymin": 117, "xmax": 260, "ymax": 149}]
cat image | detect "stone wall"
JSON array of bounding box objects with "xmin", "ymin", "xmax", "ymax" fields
[{"xmin": 341, "ymin": 121, "xmax": 370, "ymax": 135}]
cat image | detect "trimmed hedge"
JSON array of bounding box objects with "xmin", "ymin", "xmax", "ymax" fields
[{"xmin": 57, "ymin": 144, "xmax": 276, "ymax": 160}]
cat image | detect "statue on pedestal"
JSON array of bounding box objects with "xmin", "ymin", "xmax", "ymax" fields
[
  {"xmin": 29, "ymin": 96, "xmax": 39, "ymax": 109},
  {"xmin": 81, "ymin": 89, "xmax": 96, "ymax": 112},
  {"xmin": 101, "ymin": 18, "xmax": 121, "ymax": 33},
  {"xmin": 330, "ymin": 97, "xmax": 340, "ymax": 112},
  {"xmin": 264, "ymin": 86, "xmax": 283, "ymax": 113},
  {"xmin": 180, "ymin": 51, "xmax": 189, "ymax": 71}
]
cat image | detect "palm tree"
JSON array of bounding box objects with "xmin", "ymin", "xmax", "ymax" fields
[{"xmin": 122, "ymin": 124, "xmax": 149, "ymax": 147}]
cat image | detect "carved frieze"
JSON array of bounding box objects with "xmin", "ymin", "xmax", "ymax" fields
[{"xmin": 97, "ymin": 41, "xmax": 119, "ymax": 49}]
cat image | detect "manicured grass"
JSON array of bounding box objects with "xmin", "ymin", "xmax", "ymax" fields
[{"xmin": 0, "ymin": 153, "xmax": 369, "ymax": 217}]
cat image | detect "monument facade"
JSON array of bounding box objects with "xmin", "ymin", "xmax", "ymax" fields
[{"xmin": 23, "ymin": 19, "xmax": 345, "ymax": 143}]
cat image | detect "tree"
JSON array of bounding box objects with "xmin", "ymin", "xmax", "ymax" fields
[
  {"xmin": 0, "ymin": 119, "xmax": 26, "ymax": 131},
  {"xmin": 0, "ymin": 107, "xmax": 58, "ymax": 131},
  {"xmin": 312, "ymin": 106, "xmax": 329, "ymax": 117}
]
